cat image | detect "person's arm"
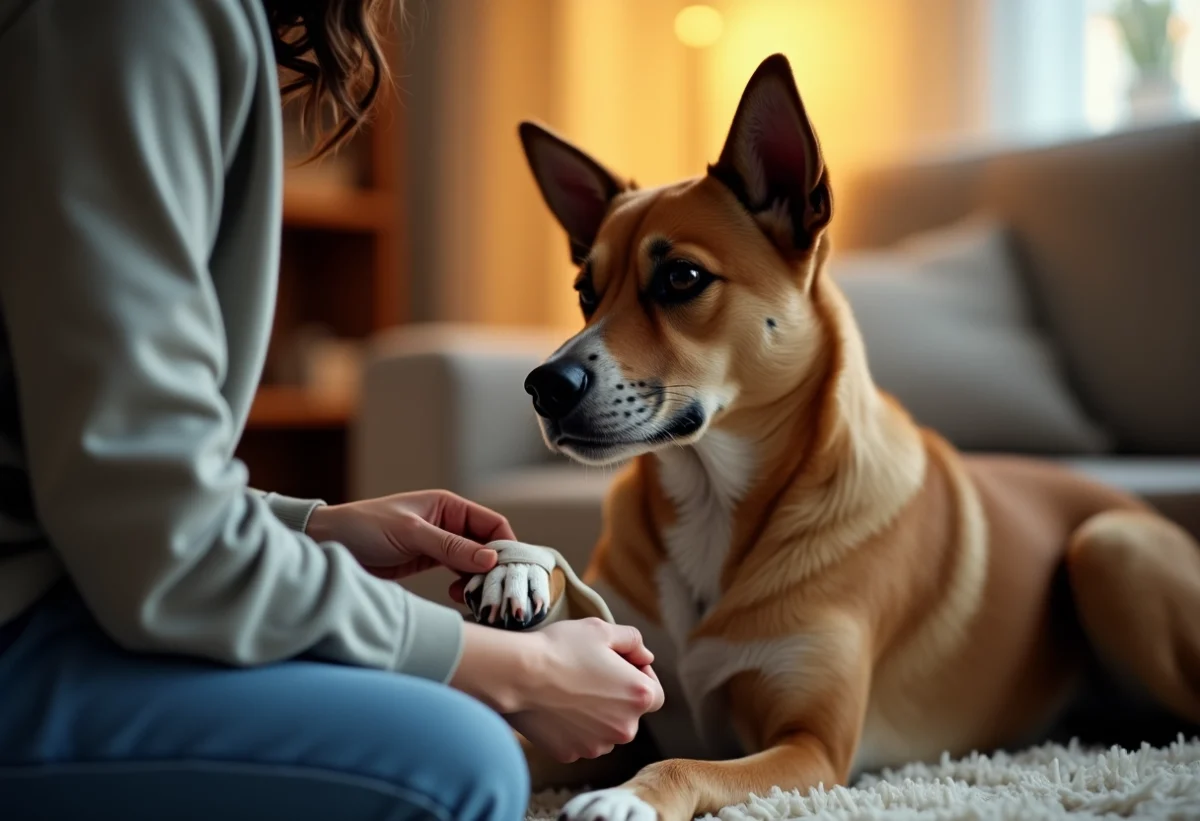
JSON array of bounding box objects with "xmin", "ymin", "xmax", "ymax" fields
[{"xmin": 0, "ymin": 0, "xmax": 463, "ymax": 681}]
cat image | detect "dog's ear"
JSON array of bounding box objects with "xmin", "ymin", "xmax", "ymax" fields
[
  {"xmin": 707, "ymin": 54, "xmax": 831, "ymax": 256},
  {"xmin": 519, "ymin": 121, "xmax": 627, "ymax": 265}
]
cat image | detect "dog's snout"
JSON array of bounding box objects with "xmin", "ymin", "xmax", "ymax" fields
[{"xmin": 525, "ymin": 360, "xmax": 590, "ymax": 420}]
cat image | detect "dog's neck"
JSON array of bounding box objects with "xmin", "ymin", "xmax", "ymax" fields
[{"xmin": 651, "ymin": 274, "xmax": 928, "ymax": 610}]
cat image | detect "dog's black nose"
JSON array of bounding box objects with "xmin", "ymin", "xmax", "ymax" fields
[{"xmin": 525, "ymin": 361, "xmax": 590, "ymax": 420}]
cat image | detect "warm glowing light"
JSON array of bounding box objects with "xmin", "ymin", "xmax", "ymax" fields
[{"xmin": 674, "ymin": 5, "xmax": 724, "ymax": 49}]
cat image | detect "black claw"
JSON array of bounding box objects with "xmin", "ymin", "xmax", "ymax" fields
[
  {"xmin": 464, "ymin": 587, "xmax": 483, "ymax": 621},
  {"xmin": 525, "ymin": 607, "xmax": 548, "ymax": 629},
  {"xmin": 483, "ymin": 604, "xmax": 545, "ymax": 632}
]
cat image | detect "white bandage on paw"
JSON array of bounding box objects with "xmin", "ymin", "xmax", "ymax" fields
[
  {"xmin": 464, "ymin": 540, "xmax": 613, "ymax": 630},
  {"xmin": 463, "ymin": 541, "xmax": 554, "ymax": 627}
]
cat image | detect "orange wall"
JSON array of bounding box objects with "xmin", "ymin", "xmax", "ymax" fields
[{"xmin": 406, "ymin": 0, "xmax": 989, "ymax": 330}]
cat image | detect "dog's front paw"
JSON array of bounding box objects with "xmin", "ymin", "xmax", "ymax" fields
[
  {"xmin": 463, "ymin": 547, "xmax": 553, "ymax": 630},
  {"xmin": 560, "ymin": 789, "xmax": 658, "ymax": 821}
]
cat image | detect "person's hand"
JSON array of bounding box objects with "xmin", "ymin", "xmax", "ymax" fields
[
  {"xmin": 305, "ymin": 490, "xmax": 515, "ymax": 579},
  {"xmin": 508, "ymin": 618, "xmax": 665, "ymax": 762},
  {"xmin": 450, "ymin": 618, "xmax": 666, "ymax": 763}
]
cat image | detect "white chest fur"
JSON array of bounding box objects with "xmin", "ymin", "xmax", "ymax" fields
[
  {"xmin": 651, "ymin": 432, "xmax": 757, "ymax": 755},
  {"xmin": 654, "ymin": 430, "xmax": 756, "ymax": 618}
]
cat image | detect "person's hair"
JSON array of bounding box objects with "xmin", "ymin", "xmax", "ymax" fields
[{"xmin": 263, "ymin": 0, "xmax": 402, "ymax": 160}]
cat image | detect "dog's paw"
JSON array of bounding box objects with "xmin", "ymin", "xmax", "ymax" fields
[
  {"xmin": 559, "ymin": 789, "xmax": 658, "ymax": 821},
  {"xmin": 463, "ymin": 554, "xmax": 552, "ymax": 630}
]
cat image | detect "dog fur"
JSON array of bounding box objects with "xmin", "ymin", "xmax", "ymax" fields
[{"xmin": 480, "ymin": 54, "xmax": 1200, "ymax": 821}]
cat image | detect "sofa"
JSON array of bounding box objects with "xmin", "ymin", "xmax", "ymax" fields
[{"xmin": 352, "ymin": 119, "xmax": 1200, "ymax": 612}]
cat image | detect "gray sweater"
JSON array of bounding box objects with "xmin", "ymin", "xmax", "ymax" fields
[{"xmin": 0, "ymin": 0, "xmax": 465, "ymax": 682}]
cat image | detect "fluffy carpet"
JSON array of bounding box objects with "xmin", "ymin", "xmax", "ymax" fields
[{"xmin": 525, "ymin": 736, "xmax": 1200, "ymax": 820}]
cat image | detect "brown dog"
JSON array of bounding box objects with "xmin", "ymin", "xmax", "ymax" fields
[{"xmin": 466, "ymin": 53, "xmax": 1200, "ymax": 821}]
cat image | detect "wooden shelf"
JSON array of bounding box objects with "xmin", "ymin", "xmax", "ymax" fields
[
  {"xmin": 282, "ymin": 184, "xmax": 394, "ymax": 232},
  {"xmin": 247, "ymin": 385, "xmax": 352, "ymax": 429},
  {"xmin": 237, "ymin": 26, "xmax": 406, "ymax": 504}
]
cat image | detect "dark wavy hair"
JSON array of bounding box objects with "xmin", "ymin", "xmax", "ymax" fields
[{"xmin": 263, "ymin": 0, "xmax": 402, "ymax": 160}]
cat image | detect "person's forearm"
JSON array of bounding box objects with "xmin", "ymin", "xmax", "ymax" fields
[{"xmin": 450, "ymin": 622, "xmax": 544, "ymax": 714}]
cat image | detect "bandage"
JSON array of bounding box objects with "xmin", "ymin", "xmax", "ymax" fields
[{"xmin": 485, "ymin": 539, "xmax": 615, "ymax": 627}]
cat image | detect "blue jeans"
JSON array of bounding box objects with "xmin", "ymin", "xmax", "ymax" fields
[{"xmin": 0, "ymin": 581, "xmax": 529, "ymax": 821}]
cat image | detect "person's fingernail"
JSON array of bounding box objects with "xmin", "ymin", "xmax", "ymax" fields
[{"xmin": 474, "ymin": 548, "xmax": 497, "ymax": 568}]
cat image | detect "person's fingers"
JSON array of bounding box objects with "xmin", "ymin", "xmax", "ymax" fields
[
  {"xmin": 466, "ymin": 502, "xmax": 516, "ymax": 543},
  {"xmin": 639, "ymin": 665, "xmax": 665, "ymax": 712},
  {"xmin": 366, "ymin": 555, "xmax": 437, "ymax": 582},
  {"xmin": 439, "ymin": 491, "xmax": 517, "ymax": 544},
  {"xmin": 487, "ymin": 514, "xmax": 517, "ymax": 542},
  {"xmin": 622, "ymin": 644, "xmax": 655, "ymax": 668},
  {"xmin": 603, "ymin": 622, "xmax": 654, "ymax": 667},
  {"xmin": 400, "ymin": 515, "xmax": 498, "ymax": 574},
  {"xmin": 364, "ymin": 565, "xmax": 399, "ymax": 580}
]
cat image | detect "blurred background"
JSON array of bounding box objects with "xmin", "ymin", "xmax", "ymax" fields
[
  {"xmin": 400, "ymin": 0, "xmax": 1200, "ymax": 328},
  {"xmin": 243, "ymin": 0, "xmax": 1200, "ymax": 533}
]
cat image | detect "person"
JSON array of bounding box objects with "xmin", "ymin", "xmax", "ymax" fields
[{"xmin": 0, "ymin": 1, "xmax": 665, "ymax": 819}]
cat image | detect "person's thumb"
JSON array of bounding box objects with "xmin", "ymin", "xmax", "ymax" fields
[
  {"xmin": 604, "ymin": 623, "xmax": 654, "ymax": 667},
  {"xmin": 403, "ymin": 516, "xmax": 498, "ymax": 574}
]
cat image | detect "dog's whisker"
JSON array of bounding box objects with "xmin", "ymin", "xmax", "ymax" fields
[{"xmin": 639, "ymin": 391, "xmax": 693, "ymax": 402}]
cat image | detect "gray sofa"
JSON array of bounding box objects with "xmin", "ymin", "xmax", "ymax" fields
[{"xmin": 352, "ymin": 119, "xmax": 1200, "ymax": 612}]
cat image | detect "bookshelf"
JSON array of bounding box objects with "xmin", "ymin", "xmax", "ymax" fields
[{"xmin": 236, "ymin": 49, "xmax": 407, "ymax": 505}]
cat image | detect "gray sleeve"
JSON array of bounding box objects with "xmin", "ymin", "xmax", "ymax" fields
[
  {"xmin": 0, "ymin": 0, "xmax": 465, "ymax": 682},
  {"xmin": 248, "ymin": 489, "xmax": 326, "ymax": 534}
]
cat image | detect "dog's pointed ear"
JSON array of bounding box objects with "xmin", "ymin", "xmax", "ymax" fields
[
  {"xmin": 519, "ymin": 121, "xmax": 627, "ymax": 264},
  {"xmin": 707, "ymin": 54, "xmax": 832, "ymax": 256}
]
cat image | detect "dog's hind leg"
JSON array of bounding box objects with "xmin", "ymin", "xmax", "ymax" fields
[{"xmin": 1066, "ymin": 509, "xmax": 1200, "ymax": 725}]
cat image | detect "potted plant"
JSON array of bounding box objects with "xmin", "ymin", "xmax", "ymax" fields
[{"xmin": 1112, "ymin": 0, "xmax": 1184, "ymax": 121}]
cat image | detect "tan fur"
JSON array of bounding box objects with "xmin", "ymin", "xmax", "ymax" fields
[{"xmin": 515, "ymin": 56, "xmax": 1200, "ymax": 821}]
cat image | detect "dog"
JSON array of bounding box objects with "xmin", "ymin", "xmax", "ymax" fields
[{"xmin": 463, "ymin": 53, "xmax": 1200, "ymax": 821}]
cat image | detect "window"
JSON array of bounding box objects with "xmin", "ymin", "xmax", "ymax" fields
[
  {"xmin": 985, "ymin": 0, "xmax": 1198, "ymax": 144},
  {"xmin": 1084, "ymin": 0, "xmax": 1200, "ymax": 132}
]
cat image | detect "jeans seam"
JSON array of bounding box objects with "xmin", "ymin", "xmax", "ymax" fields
[{"xmin": 0, "ymin": 758, "xmax": 457, "ymax": 821}]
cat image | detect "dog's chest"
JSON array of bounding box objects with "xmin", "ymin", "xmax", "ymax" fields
[
  {"xmin": 654, "ymin": 431, "xmax": 755, "ymax": 618},
  {"xmin": 648, "ymin": 433, "xmax": 758, "ymax": 756}
]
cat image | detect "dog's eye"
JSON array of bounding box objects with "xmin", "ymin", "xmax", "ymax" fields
[
  {"xmin": 668, "ymin": 266, "xmax": 700, "ymax": 291},
  {"xmin": 575, "ymin": 280, "xmax": 598, "ymax": 317},
  {"xmin": 654, "ymin": 260, "xmax": 714, "ymax": 305}
]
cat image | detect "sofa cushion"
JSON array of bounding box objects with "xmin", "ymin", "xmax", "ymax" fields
[
  {"xmin": 983, "ymin": 122, "xmax": 1200, "ymax": 454},
  {"xmin": 830, "ymin": 216, "xmax": 1111, "ymax": 455},
  {"xmin": 355, "ymin": 323, "xmax": 564, "ymax": 500},
  {"xmin": 836, "ymin": 120, "xmax": 1200, "ymax": 453}
]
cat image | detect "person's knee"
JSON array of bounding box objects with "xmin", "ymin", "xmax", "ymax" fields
[
  {"xmin": 444, "ymin": 694, "xmax": 530, "ymax": 821},
  {"xmin": 156, "ymin": 662, "xmax": 531, "ymax": 821}
]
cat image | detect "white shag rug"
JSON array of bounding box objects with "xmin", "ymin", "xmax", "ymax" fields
[{"xmin": 526, "ymin": 736, "xmax": 1200, "ymax": 820}]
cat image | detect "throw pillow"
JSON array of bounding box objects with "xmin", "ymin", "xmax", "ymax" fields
[{"xmin": 828, "ymin": 215, "xmax": 1111, "ymax": 454}]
